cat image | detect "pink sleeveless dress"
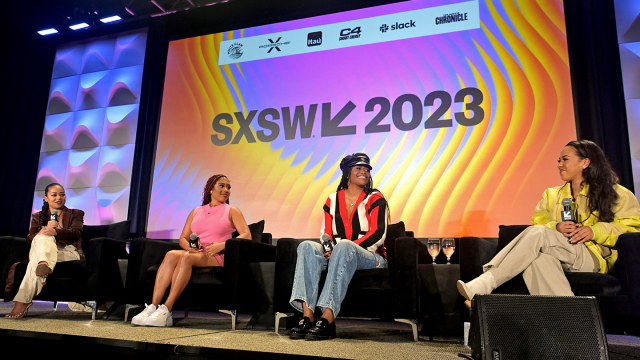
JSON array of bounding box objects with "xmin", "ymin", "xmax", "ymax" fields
[{"xmin": 190, "ymin": 203, "xmax": 235, "ymax": 266}]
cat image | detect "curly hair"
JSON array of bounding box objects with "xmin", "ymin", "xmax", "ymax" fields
[
  {"xmin": 202, "ymin": 174, "xmax": 229, "ymax": 206},
  {"xmin": 39, "ymin": 183, "xmax": 64, "ymax": 228},
  {"xmin": 566, "ymin": 140, "xmax": 619, "ymax": 222}
]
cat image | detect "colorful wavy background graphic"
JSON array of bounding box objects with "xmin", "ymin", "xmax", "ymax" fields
[{"xmin": 148, "ymin": 0, "xmax": 576, "ymax": 239}]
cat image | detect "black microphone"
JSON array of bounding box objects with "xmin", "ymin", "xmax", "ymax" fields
[
  {"xmin": 321, "ymin": 233, "xmax": 334, "ymax": 253},
  {"xmin": 189, "ymin": 233, "xmax": 200, "ymax": 250},
  {"xmin": 561, "ymin": 198, "xmax": 576, "ymax": 243},
  {"xmin": 561, "ymin": 198, "xmax": 576, "ymax": 222},
  {"xmin": 50, "ymin": 209, "xmax": 59, "ymax": 222}
]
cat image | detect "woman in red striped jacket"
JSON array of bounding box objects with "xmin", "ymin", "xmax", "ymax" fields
[{"xmin": 288, "ymin": 153, "xmax": 388, "ymax": 341}]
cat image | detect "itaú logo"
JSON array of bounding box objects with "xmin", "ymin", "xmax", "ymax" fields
[{"xmin": 379, "ymin": 20, "xmax": 416, "ymax": 33}]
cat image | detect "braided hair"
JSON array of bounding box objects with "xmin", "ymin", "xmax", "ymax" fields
[
  {"xmin": 202, "ymin": 174, "xmax": 230, "ymax": 206},
  {"xmin": 39, "ymin": 183, "xmax": 64, "ymax": 228},
  {"xmin": 336, "ymin": 153, "xmax": 375, "ymax": 195}
]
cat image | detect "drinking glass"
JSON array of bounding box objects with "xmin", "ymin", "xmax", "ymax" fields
[
  {"xmin": 442, "ymin": 238, "xmax": 455, "ymax": 264},
  {"xmin": 427, "ymin": 238, "xmax": 441, "ymax": 264}
]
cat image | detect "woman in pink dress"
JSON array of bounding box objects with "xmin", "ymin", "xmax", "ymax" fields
[{"xmin": 131, "ymin": 174, "xmax": 251, "ymax": 327}]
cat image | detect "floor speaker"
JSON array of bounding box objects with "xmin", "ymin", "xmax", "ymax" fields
[{"xmin": 470, "ymin": 294, "xmax": 608, "ymax": 360}]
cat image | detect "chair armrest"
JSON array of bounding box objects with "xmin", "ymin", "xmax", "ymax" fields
[
  {"xmin": 460, "ymin": 237, "xmax": 497, "ymax": 282},
  {"xmin": 260, "ymin": 233, "xmax": 273, "ymax": 245},
  {"xmin": 394, "ymin": 237, "xmax": 429, "ymax": 319},
  {"xmin": 224, "ymin": 239, "xmax": 276, "ymax": 308},
  {"xmin": 611, "ymin": 233, "xmax": 640, "ymax": 316},
  {"xmin": 125, "ymin": 238, "xmax": 181, "ymax": 303},
  {"xmin": 0, "ymin": 237, "xmax": 30, "ymax": 296},
  {"xmin": 85, "ymin": 237, "xmax": 129, "ymax": 302},
  {"xmin": 273, "ymin": 238, "xmax": 310, "ymax": 313}
]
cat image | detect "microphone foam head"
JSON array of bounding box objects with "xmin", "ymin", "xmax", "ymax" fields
[
  {"xmin": 51, "ymin": 209, "xmax": 58, "ymax": 215},
  {"xmin": 321, "ymin": 233, "xmax": 330, "ymax": 242},
  {"xmin": 190, "ymin": 233, "xmax": 198, "ymax": 240},
  {"xmin": 561, "ymin": 198, "xmax": 572, "ymax": 207}
]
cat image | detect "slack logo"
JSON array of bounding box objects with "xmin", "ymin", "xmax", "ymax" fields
[
  {"xmin": 379, "ymin": 20, "xmax": 416, "ymax": 33},
  {"xmin": 307, "ymin": 31, "xmax": 322, "ymax": 47}
]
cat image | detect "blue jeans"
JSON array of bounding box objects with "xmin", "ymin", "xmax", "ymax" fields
[{"xmin": 289, "ymin": 240, "xmax": 388, "ymax": 317}]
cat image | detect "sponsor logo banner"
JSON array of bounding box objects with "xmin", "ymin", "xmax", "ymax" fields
[{"xmin": 218, "ymin": 0, "xmax": 479, "ymax": 65}]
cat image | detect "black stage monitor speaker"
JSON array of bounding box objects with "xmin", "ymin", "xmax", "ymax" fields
[{"xmin": 470, "ymin": 294, "xmax": 608, "ymax": 360}]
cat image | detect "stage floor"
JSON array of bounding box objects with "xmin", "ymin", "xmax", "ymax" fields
[{"xmin": 0, "ymin": 302, "xmax": 470, "ymax": 359}]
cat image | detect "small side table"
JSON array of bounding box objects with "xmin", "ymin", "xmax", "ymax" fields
[{"xmin": 418, "ymin": 263, "xmax": 464, "ymax": 342}]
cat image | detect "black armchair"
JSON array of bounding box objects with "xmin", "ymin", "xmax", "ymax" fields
[
  {"xmin": 1, "ymin": 237, "xmax": 30, "ymax": 299},
  {"xmin": 460, "ymin": 225, "xmax": 640, "ymax": 333},
  {"xmin": 123, "ymin": 228, "xmax": 275, "ymax": 329},
  {"xmin": 7, "ymin": 220, "xmax": 131, "ymax": 319},
  {"xmin": 272, "ymin": 223, "xmax": 429, "ymax": 341}
]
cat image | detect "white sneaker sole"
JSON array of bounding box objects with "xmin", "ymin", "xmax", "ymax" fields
[
  {"xmin": 131, "ymin": 316, "xmax": 148, "ymax": 326},
  {"xmin": 145, "ymin": 316, "xmax": 173, "ymax": 327}
]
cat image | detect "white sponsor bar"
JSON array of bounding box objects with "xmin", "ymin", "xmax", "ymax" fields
[{"xmin": 218, "ymin": 0, "xmax": 479, "ymax": 65}]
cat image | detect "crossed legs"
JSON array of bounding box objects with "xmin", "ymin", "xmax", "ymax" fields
[
  {"xmin": 6, "ymin": 236, "xmax": 79, "ymax": 318},
  {"xmin": 151, "ymin": 250, "xmax": 220, "ymax": 311}
]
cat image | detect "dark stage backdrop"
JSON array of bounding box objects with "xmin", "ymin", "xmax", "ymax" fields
[{"xmin": 0, "ymin": 0, "xmax": 633, "ymax": 238}]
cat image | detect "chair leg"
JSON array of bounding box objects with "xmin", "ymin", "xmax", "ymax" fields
[
  {"xmin": 219, "ymin": 309, "xmax": 237, "ymax": 330},
  {"xmin": 53, "ymin": 301, "xmax": 58, "ymax": 311},
  {"xmin": 87, "ymin": 301, "xmax": 98, "ymax": 321},
  {"xmin": 395, "ymin": 318, "xmax": 418, "ymax": 341},
  {"xmin": 184, "ymin": 308, "xmax": 189, "ymax": 319},
  {"xmin": 124, "ymin": 304, "xmax": 140, "ymax": 322},
  {"xmin": 275, "ymin": 312, "xmax": 294, "ymax": 334}
]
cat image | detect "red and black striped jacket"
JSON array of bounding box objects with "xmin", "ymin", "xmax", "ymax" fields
[{"xmin": 321, "ymin": 189, "xmax": 388, "ymax": 258}]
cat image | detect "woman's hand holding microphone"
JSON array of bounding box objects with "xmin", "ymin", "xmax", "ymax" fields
[
  {"xmin": 557, "ymin": 221, "xmax": 594, "ymax": 244},
  {"xmin": 38, "ymin": 220, "xmax": 59, "ymax": 236}
]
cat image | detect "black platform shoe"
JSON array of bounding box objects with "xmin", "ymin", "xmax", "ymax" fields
[
  {"xmin": 289, "ymin": 317, "xmax": 314, "ymax": 339},
  {"xmin": 305, "ymin": 318, "xmax": 337, "ymax": 340}
]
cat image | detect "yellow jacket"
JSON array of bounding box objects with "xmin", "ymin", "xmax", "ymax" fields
[{"xmin": 531, "ymin": 184, "xmax": 640, "ymax": 273}]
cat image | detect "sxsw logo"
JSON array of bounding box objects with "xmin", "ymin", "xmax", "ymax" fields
[
  {"xmin": 379, "ymin": 20, "xmax": 416, "ymax": 33},
  {"xmin": 307, "ymin": 31, "xmax": 322, "ymax": 47}
]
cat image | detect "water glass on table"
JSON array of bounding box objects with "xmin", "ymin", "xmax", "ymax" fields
[
  {"xmin": 427, "ymin": 238, "xmax": 441, "ymax": 264},
  {"xmin": 442, "ymin": 238, "xmax": 455, "ymax": 264}
]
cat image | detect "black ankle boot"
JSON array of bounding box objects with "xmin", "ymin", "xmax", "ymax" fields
[
  {"xmin": 305, "ymin": 318, "xmax": 337, "ymax": 340},
  {"xmin": 289, "ymin": 317, "xmax": 314, "ymax": 339}
]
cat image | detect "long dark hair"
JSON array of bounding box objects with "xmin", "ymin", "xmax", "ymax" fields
[
  {"xmin": 566, "ymin": 140, "xmax": 619, "ymax": 222},
  {"xmin": 202, "ymin": 174, "xmax": 230, "ymax": 206},
  {"xmin": 39, "ymin": 183, "xmax": 64, "ymax": 228}
]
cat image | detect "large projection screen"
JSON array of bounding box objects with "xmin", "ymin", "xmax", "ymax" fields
[{"xmin": 148, "ymin": 0, "xmax": 576, "ymax": 239}]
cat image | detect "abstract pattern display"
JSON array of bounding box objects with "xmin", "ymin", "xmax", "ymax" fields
[
  {"xmin": 614, "ymin": 0, "xmax": 640, "ymax": 201},
  {"xmin": 35, "ymin": 29, "xmax": 147, "ymax": 225},
  {"xmin": 149, "ymin": 0, "xmax": 576, "ymax": 239}
]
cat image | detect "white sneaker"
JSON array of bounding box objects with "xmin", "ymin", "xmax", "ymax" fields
[
  {"xmin": 144, "ymin": 304, "xmax": 173, "ymax": 327},
  {"xmin": 131, "ymin": 304, "xmax": 156, "ymax": 325}
]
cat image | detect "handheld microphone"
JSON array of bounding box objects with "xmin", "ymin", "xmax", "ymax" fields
[
  {"xmin": 50, "ymin": 209, "xmax": 59, "ymax": 222},
  {"xmin": 561, "ymin": 198, "xmax": 576, "ymax": 222},
  {"xmin": 189, "ymin": 233, "xmax": 200, "ymax": 249},
  {"xmin": 561, "ymin": 198, "xmax": 576, "ymax": 243},
  {"xmin": 321, "ymin": 233, "xmax": 334, "ymax": 253}
]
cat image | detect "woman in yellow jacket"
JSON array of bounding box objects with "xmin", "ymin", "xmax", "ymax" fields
[{"xmin": 458, "ymin": 140, "xmax": 640, "ymax": 302}]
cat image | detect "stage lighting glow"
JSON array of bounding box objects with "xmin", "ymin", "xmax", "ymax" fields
[
  {"xmin": 100, "ymin": 16, "xmax": 122, "ymax": 23},
  {"xmin": 70, "ymin": 23, "xmax": 90, "ymax": 30},
  {"xmin": 38, "ymin": 28, "xmax": 58, "ymax": 35}
]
